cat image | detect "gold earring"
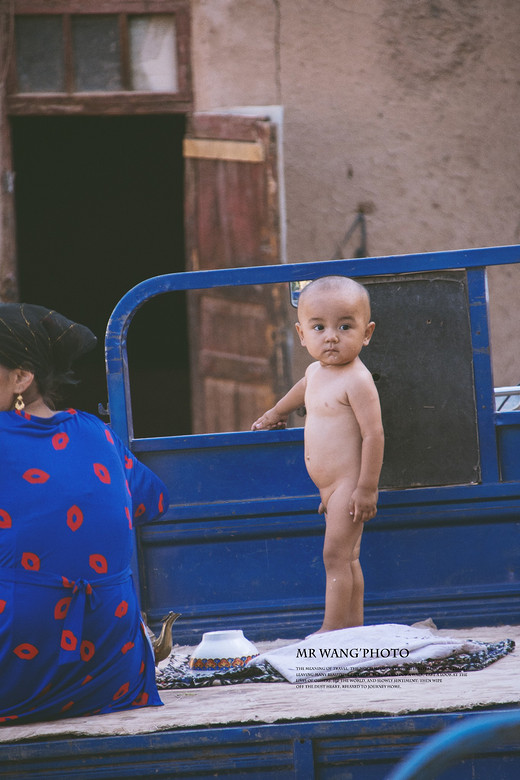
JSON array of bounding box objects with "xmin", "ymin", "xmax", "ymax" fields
[{"xmin": 14, "ymin": 394, "xmax": 25, "ymax": 411}]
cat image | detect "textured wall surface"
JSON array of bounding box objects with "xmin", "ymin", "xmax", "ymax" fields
[{"xmin": 191, "ymin": 0, "xmax": 520, "ymax": 385}]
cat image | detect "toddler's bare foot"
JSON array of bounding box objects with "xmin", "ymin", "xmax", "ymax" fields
[{"xmin": 305, "ymin": 628, "xmax": 330, "ymax": 638}]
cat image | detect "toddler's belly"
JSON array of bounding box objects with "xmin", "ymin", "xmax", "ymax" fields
[{"xmin": 304, "ymin": 417, "xmax": 361, "ymax": 489}]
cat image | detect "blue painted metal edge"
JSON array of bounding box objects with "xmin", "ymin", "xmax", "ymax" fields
[
  {"xmin": 134, "ymin": 475, "xmax": 520, "ymax": 517},
  {"xmin": 131, "ymin": 426, "xmax": 303, "ymax": 450},
  {"xmin": 495, "ymin": 410, "xmax": 520, "ymax": 426},
  {"xmin": 2, "ymin": 709, "xmax": 517, "ymax": 765},
  {"xmin": 466, "ymin": 268, "xmax": 500, "ymax": 482},
  {"xmin": 140, "ymin": 497, "xmax": 520, "ymax": 538},
  {"xmin": 158, "ymin": 602, "xmax": 518, "ymax": 643},
  {"xmin": 145, "ymin": 583, "xmax": 520, "ymax": 624},
  {"xmin": 143, "ymin": 582, "xmax": 520, "ymax": 618}
]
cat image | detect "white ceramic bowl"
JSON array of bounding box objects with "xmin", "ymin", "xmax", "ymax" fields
[{"xmin": 189, "ymin": 629, "xmax": 259, "ymax": 671}]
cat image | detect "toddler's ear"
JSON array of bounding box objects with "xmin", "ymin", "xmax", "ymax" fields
[
  {"xmin": 363, "ymin": 321, "xmax": 376, "ymax": 346},
  {"xmin": 295, "ymin": 321, "xmax": 306, "ymax": 345}
]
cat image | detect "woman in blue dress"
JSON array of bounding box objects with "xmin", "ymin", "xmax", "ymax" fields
[{"xmin": 0, "ymin": 303, "xmax": 168, "ymax": 723}]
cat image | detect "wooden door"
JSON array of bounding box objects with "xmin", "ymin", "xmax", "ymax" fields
[{"xmin": 184, "ymin": 113, "xmax": 289, "ymax": 433}]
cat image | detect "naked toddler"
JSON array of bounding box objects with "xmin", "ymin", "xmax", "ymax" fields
[{"xmin": 251, "ymin": 276, "xmax": 384, "ymax": 633}]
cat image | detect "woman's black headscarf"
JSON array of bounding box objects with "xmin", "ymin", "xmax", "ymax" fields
[{"xmin": 0, "ymin": 303, "xmax": 97, "ymax": 401}]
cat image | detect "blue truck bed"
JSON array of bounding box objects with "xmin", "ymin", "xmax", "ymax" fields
[
  {"xmin": 1, "ymin": 245, "xmax": 519, "ymax": 777},
  {"xmin": 105, "ymin": 245, "xmax": 520, "ymax": 643}
]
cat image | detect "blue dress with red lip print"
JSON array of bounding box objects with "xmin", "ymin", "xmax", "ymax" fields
[{"xmin": 0, "ymin": 408, "xmax": 169, "ymax": 723}]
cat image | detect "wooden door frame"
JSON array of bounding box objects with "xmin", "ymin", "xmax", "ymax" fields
[
  {"xmin": 0, "ymin": 5, "xmax": 17, "ymax": 300},
  {"xmin": 0, "ymin": 0, "xmax": 191, "ymax": 301}
]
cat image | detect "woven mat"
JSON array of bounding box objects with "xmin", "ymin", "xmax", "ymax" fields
[{"xmin": 157, "ymin": 638, "xmax": 515, "ymax": 689}]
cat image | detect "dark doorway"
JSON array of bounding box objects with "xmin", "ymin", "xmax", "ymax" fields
[{"xmin": 11, "ymin": 114, "xmax": 190, "ymax": 438}]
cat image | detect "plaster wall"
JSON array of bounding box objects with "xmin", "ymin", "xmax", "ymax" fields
[{"xmin": 191, "ymin": 0, "xmax": 520, "ymax": 386}]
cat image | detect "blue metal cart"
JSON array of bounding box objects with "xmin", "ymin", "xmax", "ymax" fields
[
  {"xmin": 105, "ymin": 244, "xmax": 520, "ymax": 642},
  {"xmin": 2, "ymin": 244, "xmax": 519, "ymax": 778}
]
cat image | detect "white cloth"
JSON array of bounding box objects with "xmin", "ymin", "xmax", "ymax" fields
[{"xmin": 250, "ymin": 623, "xmax": 482, "ymax": 683}]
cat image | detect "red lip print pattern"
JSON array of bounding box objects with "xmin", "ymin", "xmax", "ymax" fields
[
  {"xmin": 0, "ymin": 408, "xmax": 168, "ymax": 720},
  {"xmin": 80, "ymin": 641, "xmax": 95, "ymax": 662},
  {"xmin": 93, "ymin": 463, "xmax": 111, "ymax": 484},
  {"xmin": 89, "ymin": 554, "xmax": 108, "ymax": 574},
  {"xmin": 0, "ymin": 509, "xmax": 11, "ymax": 528},
  {"xmin": 54, "ymin": 597, "xmax": 71, "ymax": 619},
  {"xmin": 60, "ymin": 630, "xmax": 78, "ymax": 652},
  {"xmin": 113, "ymin": 682, "xmax": 130, "ymax": 700},
  {"xmin": 23, "ymin": 469, "xmax": 49, "ymax": 484},
  {"xmin": 52, "ymin": 433, "xmax": 69, "ymax": 450},
  {"xmin": 66, "ymin": 505, "xmax": 84, "ymax": 532},
  {"xmin": 115, "ymin": 600, "xmax": 128, "ymax": 618},
  {"xmin": 14, "ymin": 643, "xmax": 39, "ymax": 660},
  {"xmin": 21, "ymin": 552, "xmax": 40, "ymax": 571}
]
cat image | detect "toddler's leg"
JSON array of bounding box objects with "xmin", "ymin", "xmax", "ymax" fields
[{"xmin": 317, "ymin": 483, "xmax": 364, "ymax": 633}]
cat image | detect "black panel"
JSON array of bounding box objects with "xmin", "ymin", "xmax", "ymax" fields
[{"xmin": 362, "ymin": 272, "xmax": 479, "ymax": 488}]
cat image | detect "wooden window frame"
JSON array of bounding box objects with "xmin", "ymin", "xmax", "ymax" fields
[{"xmin": 4, "ymin": 0, "xmax": 192, "ymax": 115}]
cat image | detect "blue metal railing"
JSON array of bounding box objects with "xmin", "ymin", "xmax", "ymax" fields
[{"xmin": 105, "ymin": 243, "xmax": 520, "ymax": 446}]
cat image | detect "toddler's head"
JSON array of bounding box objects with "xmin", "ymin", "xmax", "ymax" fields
[{"xmin": 296, "ymin": 276, "xmax": 374, "ymax": 366}]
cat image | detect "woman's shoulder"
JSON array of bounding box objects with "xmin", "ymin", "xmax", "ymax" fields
[
  {"xmin": 64, "ymin": 408, "xmax": 110, "ymax": 426},
  {"xmin": 52, "ymin": 408, "xmax": 101, "ymax": 429},
  {"xmin": 83, "ymin": 410, "xmax": 125, "ymax": 438},
  {"xmin": 68, "ymin": 408, "xmax": 103, "ymax": 423},
  {"xmin": 60, "ymin": 409, "xmax": 121, "ymax": 441}
]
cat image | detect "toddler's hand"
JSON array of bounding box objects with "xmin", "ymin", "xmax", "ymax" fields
[
  {"xmin": 251, "ymin": 409, "xmax": 287, "ymax": 430},
  {"xmin": 349, "ymin": 487, "xmax": 378, "ymax": 523}
]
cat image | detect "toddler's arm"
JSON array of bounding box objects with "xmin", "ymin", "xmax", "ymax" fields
[
  {"xmin": 251, "ymin": 377, "xmax": 306, "ymax": 430},
  {"xmin": 348, "ymin": 375, "xmax": 384, "ymax": 523}
]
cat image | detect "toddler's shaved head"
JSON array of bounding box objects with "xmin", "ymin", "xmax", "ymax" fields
[{"xmin": 298, "ymin": 276, "xmax": 371, "ymax": 321}]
